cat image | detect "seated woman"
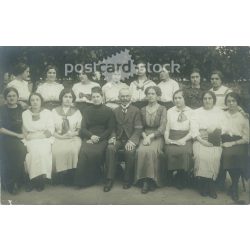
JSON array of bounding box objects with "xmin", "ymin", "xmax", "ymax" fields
[
  {"xmin": 36, "ymin": 65, "xmax": 64, "ymax": 110},
  {"xmin": 74, "ymin": 87, "xmax": 115, "ymax": 188},
  {"xmin": 221, "ymin": 92, "xmax": 249, "ymax": 201},
  {"xmin": 191, "ymin": 91, "xmax": 225, "ymax": 199},
  {"xmin": 72, "ymin": 69, "xmax": 100, "ymax": 113},
  {"xmin": 164, "ymin": 90, "xmax": 194, "ymax": 190},
  {"xmin": 0, "ymin": 87, "xmax": 27, "ymax": 194},
  {"xmin": 52, "ymin": 89, "xmax": 82, "ymax": 185},
  {"xmin": 135, "ymin": 86, "xmax": 167, "ymax": 194},
  {"xmin": 22, "ymin": 93, "xmax": 55, "ymax": 191}
]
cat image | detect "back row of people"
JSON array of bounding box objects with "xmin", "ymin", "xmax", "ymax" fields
[{"xmin": 6, "ymin": 62, "xmax": 233, "ymax": 112}]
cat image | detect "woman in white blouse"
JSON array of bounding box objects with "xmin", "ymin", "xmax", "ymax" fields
[
  {"xmin": 52, "ymin": 89, "xmax": 82, "ymax": 185},
  {"xmin": 102, "ymin": 70, "xmax": 128, "ymax": 110},
  {"xmin": 22, "ymin": 93, "xmax": 55, "ymax": 192},
  {"xmin": 36, "ymin": 65, "xmax": 64, "ymax": 110},
  {"xmin": 129, "ymin": 61, "xmax": 156, "ymax": 109},
  {"xmin": 72, "ymin": 69, "xmax": 100, "ymax": 113},
  {"xmin": 164, "ymin": 90, "xmax": 194, "ymax": 189},
  {"xmin": 221, "ymin": 92, "xmax": 249, "ymax": 201},
  {"xmin": 7, "ymin": 62, "xmax": 31, "ymax": 108},
  {"xmin": 191, "ymin": 91, "xmax": 225, "ymax": 199}
]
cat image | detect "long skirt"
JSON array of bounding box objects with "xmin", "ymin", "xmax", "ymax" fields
[
  {"xmin": 52, "ymin": 137, "xmax": 82, "ymax": 173},
  {"xmin": 24, "ymin": 138, "xmax": 54, "ymax": 179},
  {"xmin": 193, "ymin": 141, "xmax": 222, "ymax": 180},
  {"xmin": 165, "ymin": 130, "xmax": 193, "ymax": 172},
  {"xmin": 135, "ymin": 137, "xmax": 164, "ymax": 186},
  {"xmin": 74, "ymin": 139, "xmax": 108, "ymax": 187},
  {"xmin": 1, "ymin": 136, "xmax": 27, "ymax": 187},
  {"xmin": 221, "ymin": 134, "xmax": 248, "ymax": 170}
]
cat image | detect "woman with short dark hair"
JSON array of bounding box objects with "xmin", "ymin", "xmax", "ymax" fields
[
  {"xmin": 221, "ymin": 92, "xmax": 249, "ymax": 201},
  {"xmin": 74, "ymin": 87, "xmax": 115, "ymax": 188},
  {"xmin": 191, "ymin": 91, "xmax": 225, "ymax": 199},
  {"xmin": 22, "ymin": 93, "xmax": 55, "ymax": 192},
  {"xmin": 36, "ymin": 65, "xmax": 64, "ymax": 110},
  {"xmin": 129, "ymin": 61, "xmax": 156, "ymax": 109},
  {"xmin": 51, "ymin": 89, "xmax": 82, "ymax": 185},
  {"xmin": 0, "ymin": 87, "xmax": 27, "ymax": 194}
]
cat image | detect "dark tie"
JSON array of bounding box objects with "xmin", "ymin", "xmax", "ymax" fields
[
  {"xmin": 177, "ymin": 111, "xmax": 187, "ymax": 122},
  {"xmin": 61, "ymin": 117, "xmax": 70, "ymax": 134}
]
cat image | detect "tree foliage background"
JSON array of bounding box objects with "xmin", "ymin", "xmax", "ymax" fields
[
  {"xmin": 1, "ymin": 46, "xmax": 249, "ymax": 111},
  {"xmin": 1, "ymin": 46, "xmax": 250, "ymax": 82}
]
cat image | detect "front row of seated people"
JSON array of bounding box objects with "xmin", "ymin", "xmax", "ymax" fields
[{"xmin": 0, "ymin": 85, "xmax": 249, "ymax": 202}]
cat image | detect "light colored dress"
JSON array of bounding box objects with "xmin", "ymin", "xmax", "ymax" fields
[
  {"xmin": 135, "ymin": 104, "xmax": 167, "ymax": 185},
  {"xmin": 158, "ymin": 79, "xmax": 179, "ymax": 103},
  {"xmin": 7, "ymin": 79, "xmax": 30, "ymax": 101},
  {"xmin": 52, "ymin": 107, "xmax": 82, "ymax": 172},
  {"xmin": 72, "ymin": 81, "xmax": 100, "ymax": 103},
  {"xmin": 22, "ymin": 109, "xmax": 55, "ymax": 179},
  {"xmin": 129, "ymin": 79, "xmax": 156, "ymax": 103},
  {"xmin": 102, "ymin": 81, "xmax": 128, "ymax": 109},
  {"xmin": 165, "ymin": 106, "xmax": 194, "ymax": 171},
  {"xmin": 191, "ymin": 106, "xmax": 225, "ymax": 180},
  {"xmin": 36, "ymin": 82, "xmax": 64, "ymax": 102},
  {"xmin": 210, "ymin": 85, "xmax": 232, "ymax": 110}
]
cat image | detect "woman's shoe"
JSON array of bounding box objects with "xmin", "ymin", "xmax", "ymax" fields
[
  {"xmin": 25, "ymin": 182, "xmax": 33, "ymax": 192},
  {"xmin": 141, "ymin": 181, "xmax": 149, "ymax": 194}
]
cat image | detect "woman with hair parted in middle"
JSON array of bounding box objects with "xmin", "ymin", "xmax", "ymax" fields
[
  {"xmin": 129, "ymin": 61, "xmax": 156, "ymax": 109},
  {"xmin": 221, "ymin": 92, "xmax": 249, "ymax": 201},
  {"xmin": 74, "ymin": 87, "xmax": 115, "ymax": 188},
  {"xmin": 191, "ymin": 90, "xmax": 225, "ymax": 199},
  {"xmin": 51, "ymin": 89, "xmax": 82, "ymax": 186},
  {"xmin": 134, "ymin": 86, "xmax": 167, "ymax": 194},
  {"xmin": 22, "ymin": 93, "xmax": 55, "ymax": 192},
  {"xmin": 36, "ymin": 65, "xmax": 64, "ymax": 110},
  {"xmin": 164, "ymin": 90, "xmax": 194, "ymax": 190}
]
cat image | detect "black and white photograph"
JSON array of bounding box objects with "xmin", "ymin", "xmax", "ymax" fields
[
  {"xmin": 1, "ymin": 2, "xmax": 250, "ymax": 250},
  {"xmin": 0, "ymin": 46, "xmax": 249, "ymax": 205}
]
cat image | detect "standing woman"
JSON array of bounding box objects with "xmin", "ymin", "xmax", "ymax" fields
[
  {"xmin": 210, "ymin": 70, "xmax": 232, "ymax": 110},
  {"xmin": 129, "ymin": 61, "xmax": 156, "ymax": 109},
  {"xmin": 164, "ymin": 90, "xmax": 194, "ymax": 190},
  {"xmin": 22, "ymin": 93, "xmax": 55, "ymax": 191},
  {"xmin": 36, "ymin": 65, "xmax": 64, "ymax": 110},
  {"xmin": 72, "ymin": 69, "xmax": 100, "ymax": 113},
  {"xmin": 158, "ymin": 67, "xmax": 179, "ymax": 110},
  {"xmin": 191, "ymin": 91, "xmax": 225, "ymax": 198},
  {"xmin": 221, "ymin": 92, "xmax": 249, "ymax": 201},
  {"xmin": 135, "ymin": 86, "xmax": 167, "ymax": 193},
  {"xmin": 0, "ymin": 87, "xmax": 27, "ymax": 194},
  {"xmin": 7, "ymin": 63, "xmax": 31, "ymax": 108},
  {"xmin": 74, "ymin": 87, "xmax": 115, "ymax": 188},
  {"xmin": 52, "ymin": 89, "xmax": 82, "ymax": 185},
  {"xmin": 185, "ymin": 68, "xmax": 206, "ymax": 109}
]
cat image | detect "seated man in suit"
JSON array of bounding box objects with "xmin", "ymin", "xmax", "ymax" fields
[{"xmin": 104, "ymin": 88, "xmax": 143, "ymax": 192}]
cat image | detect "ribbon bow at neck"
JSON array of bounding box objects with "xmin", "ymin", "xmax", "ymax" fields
[{"xmin": 177, "ymin": 109, "xmax": 188, "ymax": 122}]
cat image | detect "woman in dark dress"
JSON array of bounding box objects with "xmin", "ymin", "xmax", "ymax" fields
[
  {"xmin": 0, "ymin": 87, "xmax": 27, "ymax": 194},
  {"xmin": 74, "ymin": 87, "xmax": 115, "ymax": 188}
]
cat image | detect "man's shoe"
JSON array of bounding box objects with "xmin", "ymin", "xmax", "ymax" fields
[{"xmin": 103, "ymin": 180, "xmax": 113, "ymax": 192}]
